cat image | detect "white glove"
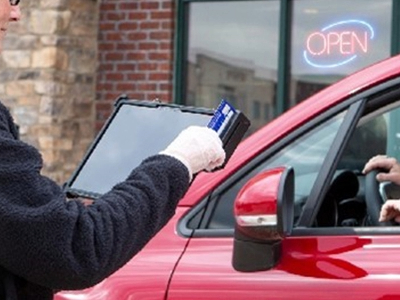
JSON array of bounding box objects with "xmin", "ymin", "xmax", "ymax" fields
[{"xmin": 160, "ymin": 126, "xmax": 226, "ymax": 180}]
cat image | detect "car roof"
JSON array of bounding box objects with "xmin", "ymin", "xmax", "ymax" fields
[{"xmin": 179, "ymin": 54, "xmax": 400, "ymax": 206}]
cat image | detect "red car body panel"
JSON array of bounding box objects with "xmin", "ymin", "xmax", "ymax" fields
[
  {"xmin": 56, "ymin": 208, "xmax": 190, "ymax": 300},
  {"xmin": 169, "ymin": 236, "xmax": 400, "ymax": 299},
  {"xmin": 56, "ymin": 55, "xmax": 400, "ymax": 300}
]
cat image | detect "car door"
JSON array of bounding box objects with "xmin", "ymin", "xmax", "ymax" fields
[{"xmin": 167, "ymin": 78, "xmax": 400, "ymax": 300}]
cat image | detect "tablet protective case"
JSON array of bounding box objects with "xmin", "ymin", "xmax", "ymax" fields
[{"xmin": 64, "ymin": 97, "xmax": 214, "ymax": 199}]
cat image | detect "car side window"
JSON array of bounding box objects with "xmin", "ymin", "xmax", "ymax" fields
[
  {"xmin": 323, "ymin": 102, "xmax": 400, "ymax": 228},
  {"xmin": 339, "ymin": 115, "xmax": 387, "ymax": 171},
  {"xmin": 339, "ymin": 103, "xmax": 400, "ymax": 171},
  {"xmin": 204, "ymin": 109, "xmax": 348, "ymax": 230}
]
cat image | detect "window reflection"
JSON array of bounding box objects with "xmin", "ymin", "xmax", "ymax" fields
[
  {"xmin": 186, "ymin": 1, "xmax": 280, "ymax": 133},
  {"xmin": 291, "ymin": 0, "xmax": 392, "ymax": 105}
]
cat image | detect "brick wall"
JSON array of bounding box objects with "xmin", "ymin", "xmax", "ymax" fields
[{"xmin": 96, "ymin": 0, "xmax": 175, "ymax": 130}]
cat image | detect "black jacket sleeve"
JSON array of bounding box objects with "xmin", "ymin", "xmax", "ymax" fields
[{"xmin": 0, "ymin": 104, "xmax": 190, "ymax": 290}]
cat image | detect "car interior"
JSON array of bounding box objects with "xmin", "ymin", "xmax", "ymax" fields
[{"xmin": 314, "ymin": 100, "xmax": 400, "ymax": 228}]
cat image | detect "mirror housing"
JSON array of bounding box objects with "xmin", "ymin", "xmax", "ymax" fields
[{"xmin": 232, "ymin": 166, "xmax": 294, "ymax": 272}]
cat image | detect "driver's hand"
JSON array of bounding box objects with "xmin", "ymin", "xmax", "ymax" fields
[
  {"xmin": 362, "ymin": 155, "xmax": 400, "ymax": 185},
  {"xmin": 380, "ymin": 199, "xmax": 400, "ymax": 222}
]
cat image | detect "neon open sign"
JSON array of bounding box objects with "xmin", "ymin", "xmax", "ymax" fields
[{"xmin": 303, "ymin": 20, "xmax": 374, "ymax": 68}]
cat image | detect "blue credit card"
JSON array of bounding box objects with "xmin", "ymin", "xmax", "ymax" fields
[{"xmin": 207, "ymin": 99, "xmax": 236, "ymax": 135}]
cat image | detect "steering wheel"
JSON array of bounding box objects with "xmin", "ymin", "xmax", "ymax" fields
[{"xmin": 365, "ymin": 169, "xmax": 396, "ymax": 226}]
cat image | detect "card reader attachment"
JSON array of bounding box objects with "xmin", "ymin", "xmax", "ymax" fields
[{"xmin": 207, "ymin": 100, "xmax": 251, "ymax": 169}]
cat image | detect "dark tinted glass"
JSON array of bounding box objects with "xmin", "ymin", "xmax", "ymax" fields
[{"xmin": 69, "ymin": 104, "xmax": 212, "ymax": 196}]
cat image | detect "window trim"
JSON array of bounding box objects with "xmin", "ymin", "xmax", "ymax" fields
[
  {"xmin": 176, "ymin": 97, "xmax": 357, "ymax": 238},
  {"xmin": 391, "ymin": 0, "xmax": 400, "ymax": 55},
  {"xmin": 297, "ymin": 99, "xmax": 367, "ymax": 227},
  {"xmin": 177, "ymin": 76, "xmax": 400, "ymax": 238}
]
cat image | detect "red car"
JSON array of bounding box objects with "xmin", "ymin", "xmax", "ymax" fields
[{"xmin": 56, "ymin": 54, "xmax": 400, "ymax": 300}]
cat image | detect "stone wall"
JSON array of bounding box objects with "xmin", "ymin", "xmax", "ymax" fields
[
  {"xmin": 0, "ymin": 0, "xmax": 100, "ymax": 183},
  {"xmin": 0, "ymin": 0, "xmax": 175, "ymax": 183}
]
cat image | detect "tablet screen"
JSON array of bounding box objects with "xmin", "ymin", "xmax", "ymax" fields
[{"xmin": 67, "ymin": 102, "xmax": 213, "ymax": 197}]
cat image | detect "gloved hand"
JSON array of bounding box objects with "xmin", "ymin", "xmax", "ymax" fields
[{"xmin": 160, "ymin": 126, "xmax": 226, "ymax": 181}]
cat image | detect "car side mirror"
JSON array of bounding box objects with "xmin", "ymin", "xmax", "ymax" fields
[{"xmin": 232, "ymin": 166, "xmax": 294, "ymax": 272}]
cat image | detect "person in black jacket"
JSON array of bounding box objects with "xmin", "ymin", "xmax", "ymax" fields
[{"xmin": 0, "ymin": 1, "xmax": 226, "ymax": 299}]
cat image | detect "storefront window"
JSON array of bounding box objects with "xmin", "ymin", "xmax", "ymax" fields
[
  {"xmin": 186, "ymin": 1, "xmax": 280, "ymax": 133},
  {"xmin": 291, "ymin": 0, "xmax": 392, "ymax": 105}
]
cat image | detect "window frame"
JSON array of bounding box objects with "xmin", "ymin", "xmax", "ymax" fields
[
  {"xmin": 177, "ymin": 93, "xmax": 355, "ymax": 238},
  {"xmin": 177, "ymin": 76, "xmax": 400, "ymax": 239},
  {"xmin": 173, "ymin": 0, "xmax": 287, "ymax": 117},
  {"xmin": 173, "ymin": 0, "xmax": 400, "ymax": 111}
]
